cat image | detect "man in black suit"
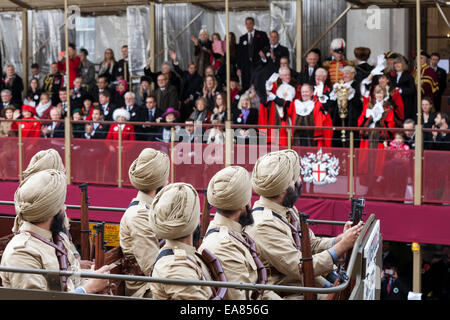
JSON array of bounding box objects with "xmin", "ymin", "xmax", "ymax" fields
[
  {"xmin": 139, "ymin": 95, "xmax": 164, "ymax": 141},
  {"xmin": 258, "ymin": 30, "xmax": 290, "ymax": 75},
  {"xmin": 1, "ymin": 65, "xmax": 24, "ymax": 107},
  {"xmin": 298, "ymin": 49, "xmax": 321, "ymax": 85},
  {"xmin": 430, "ymin": 53, "xmax": 447, "ymax": 112},
  {"xmin": 89, "ymin": 76, "xmax": 118, "ymax": 106},
  {"xmin": 354, "ymin": 47, "xmax": 374, "ymax": 83},
  {"xmin": 123, "ymin": 91, "xmax": 145, "ymax": 138},
  {"xmin": 113, "ymin": 45, "xmax": 130, "ymax": 83},
  {"xmin": 41, "ymin": 107, "xmax": 65, "ymax": 138},
  {"xmin": 237, "ymin": 17, "xmax": 269, "ymax": 91},
  {"xmin": 153, "ymin": 74, "xmax": 179, "ymax": 112},
  {"xmin": 98, "ymin": 90, "xmax": 117, "ymax": 122},
  {"xmin": 84, "ymin": 106, "xmax": 109, "ymax": 139}
]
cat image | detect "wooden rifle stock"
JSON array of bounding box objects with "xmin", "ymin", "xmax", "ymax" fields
[
  {"xmin": 298, "ymin": 212, "xmax": 316, "ymax": 300},
  {"xmin": 93, "ymin": 222, "xmax": 106, "ymax": 270},
  {"xmin": 79, "ymin": 183, "xmax": 90, "ymax": 261}
]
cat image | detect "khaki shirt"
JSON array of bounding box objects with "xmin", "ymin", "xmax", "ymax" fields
[
  {"xmin": 119, "ymin": 191, "xmax": 159, "ymax": 297},
  {"xmin": 199, "ymin": 213, "xmax": 281, "ymax": 300},
  {"xmin": 245, "ymin": 196, "xmax": 335, "ymax": 291},
  {"xmin": 150, "ymin": 240, "xmax": 214, "ymax": 300},
  {"xmin": 0, "ymin": 221, "xmax": 83, "ymax": 292}
]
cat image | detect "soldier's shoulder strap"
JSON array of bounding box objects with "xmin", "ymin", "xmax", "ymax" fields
[{"xmin": 127, "ymin": 200, "xmax": 140, "ymax": 209}]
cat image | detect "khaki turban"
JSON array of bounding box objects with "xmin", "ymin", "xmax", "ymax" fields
[
  {"xmin": 148, "ymin": 183, "xmax": 200, "ymax": 240},
  {"xmin": 207, "ymin": 166, "xmax": 252, "ymax": 211},
  {"xmin": 129, "ymin": 148, "xmax": 170, "ymax": 192},
  {"xmin": 252, "ymin": 150, "xmax": 300, "ymax": 198},
  {"xmin": 22, "ymin": 149, "xmax": 65, "ymax": 181},
  {"xmin": 13, "ymin": 169, "xmax": 67, "ymax": 233}
]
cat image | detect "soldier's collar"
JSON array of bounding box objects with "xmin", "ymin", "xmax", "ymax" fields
[
  {"xmin": 19, "ymin": 221, "xmax": 53, "ymax": 241},
  {"xmin": 256, "ymin": 196, "xmax": 297, "ymax": 219},
  {"xmin": 165, "ymin": 239, "xmax": 196, "ymax": 256},
  {"xmin": 136, "ymin": 191, "xmax": 154, "ymax": 208},
  {"xmin": 213, "ymin": 213, "xmax": 243, "ymax": 235}
]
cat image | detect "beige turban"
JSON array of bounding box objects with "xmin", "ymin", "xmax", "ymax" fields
[
  {"xmin": 13, "ymin": 169, "xmax": 67, "ymax": 233},
  {"xmin": 148, "ymin": 183, "xmax": 200, "ymax": 240},
  {"xmin": 22, "ymin": 149, "xmax": 65, "ymax": 181},
  {"xmin": 207, "ymin": 166, "xmax": 252, "ymax": 211},
  {"xmin": 252, "ymin": 150, "xmax": 300, "ymax": 198},
  {"xmin": 129, "ymin": 148, "xmax": 170, "ymax": 192}
]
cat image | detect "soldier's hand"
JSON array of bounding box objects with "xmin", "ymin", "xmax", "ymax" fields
[
  {"xmin": 342, "ymin": 221, "xmax": 363, "ymax": 249},
  {"xmin": 343, "ymin": 221, "xmax": 353, "ymax": 233},
  {"xmin": 82, "ymin": 265, "xmax": 111, "ymax": 294}
]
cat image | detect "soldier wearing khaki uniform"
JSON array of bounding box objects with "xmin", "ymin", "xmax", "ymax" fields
[
  {"xmin": 246, "ymin": 150, "xmax": 363, "ymax": 299},
  {"xmin": 149, "ymin": 183, "xmax": 215, "ymax": 300},
  {"xmin": 199, "ymin": 166, "xmax": 281, "ymax": 300},
  {"xmin": 119, "ymin": 148, "xmax": 170, "ymax": 297},
  {"xmin": 0, "ymin": 169, "xmax": 110, "ymax": 294}
]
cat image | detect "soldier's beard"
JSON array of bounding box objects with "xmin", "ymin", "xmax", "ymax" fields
[
  {"xmin": 192, "ymin": 224, "xmax": 202, "ymax": 248},
  {"xmin": 281, "ymin": 182, "xmax": 303, "ymax": 208},
  {"xmin": 238, "ymin": 205, "xmax": 254, "ymax": 227},
  {"xmin": 50, "ymin": 211, "xmax": 67, "ymax": 236}
]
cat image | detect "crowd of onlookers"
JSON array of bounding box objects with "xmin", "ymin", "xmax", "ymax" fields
[{"xmin": 0, "ymin": 16, "xmax": 449, "ymax": 151}]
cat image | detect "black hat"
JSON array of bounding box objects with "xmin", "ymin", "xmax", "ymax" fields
[
  {"xmin": 385, "ymin": 51, "xmax": 400, "ymax": 60},
  {"xmin": 420, "ymin": 50, "xmax": 430, "ymax": 59}
]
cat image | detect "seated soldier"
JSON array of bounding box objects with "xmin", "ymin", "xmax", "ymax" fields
[
  {"xmin": 200, "ymin": 166, "xmax": 282, "ymax": 300},
  {"xmin": 119, "ymin": 148, "xmax": 170, "ymax": 297},
  {"xmin": 0, "ymin": 169, "xmax": 110, "ymax": 294},
  {"xmin": 148, "ymin": 183, "xmax": 217, "ymax": 300},
  {"xmin": 246, "ymin": 150, "xmax": 363, "ymax": 299}
]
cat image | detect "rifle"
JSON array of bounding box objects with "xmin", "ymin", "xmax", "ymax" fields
[
  {"xmin": 93, "ymin": 222, "xmax": 106, "ymax": 270},
  {"xmin": 326, "ymin": 197, "xmax": 366, "ymax": 300},
  {"xmin": 298, "ymin": 212, "xmax": 316, "ymax": 300},
  {"xmin": 79, "ymin": 183, "xmax": 90, "ymax": 261}
]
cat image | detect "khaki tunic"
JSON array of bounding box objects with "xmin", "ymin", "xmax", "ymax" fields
[
  {"xmin": 119, "ymin": 191, "xmax": 159, "ymax": 297},
  {"xmin": 150, "ymin": 240, "xmax": 214, "ymax": 300},
  {"xmin": 0, "ymin": 221, "xmax": 83, "ymax": 292},
  {"xmin": 199, "ymin": 214, "xmax": 282, "ymax": 300},
  {"xmin": 245, "ymin": 196, "xmax": 335, "ymax": 298}
]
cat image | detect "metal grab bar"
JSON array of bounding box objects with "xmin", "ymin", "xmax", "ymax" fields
[{"xmin": 0, "ymin": 215, "xmax": 377, "ymax": 295}]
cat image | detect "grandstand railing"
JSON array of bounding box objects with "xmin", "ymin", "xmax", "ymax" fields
[{"xmin": 0, "ymin": 118, "xmax": 449, "ymax": 204}]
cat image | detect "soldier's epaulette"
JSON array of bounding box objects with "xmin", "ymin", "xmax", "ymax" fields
[
  {"xmin": 173, "ymin": 247, "xmax": 187, "ymax": 260},
  {"xmin": 219, "ymin": 226, "xmax": 231, "ymax": 244},
  {"xmin": 346, "ymin": 60, "xmax": 356, "ymax": 67},
  {"xmin": 322, "ymin": 60, "xmax": 331, "ymax": 68},
  {"xmin": 262, "ymin": 208, "xmax": 274, "ymax": 220}
]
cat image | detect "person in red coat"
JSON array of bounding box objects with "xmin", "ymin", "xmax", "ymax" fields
[
  {"xmin": 57, "ymin": 43, "xmax": 81, "ymax": 89},
  {"xmin": 10, "ymin": 105, "xmax": 41, "ymax": 138},
  {"xmin": 293, "ymin": 83, "xmax": 333, "ymax": 148},
  {"xmin": 106, "ymin": 108, "xmax": 136, "ymax": 141},
  {"xmin": 260, "ymin": 66, "xmax": 299, "ymax": 146}
]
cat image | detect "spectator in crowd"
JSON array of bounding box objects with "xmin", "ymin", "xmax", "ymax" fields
[
  {"xmin": 192, "ymin": 28, "xmax": 212, "ymax": 78},
  {"xmin": 202, "ymin": 75, "xmax": 220, "ymax": 111},
  {"xmin": 237, "ymin": 17, "xmax": 269, "ymax": 91},
  {"xmin": 178, "ymin": 118, "xmax": 201, "ymax": 143},
  {"xmin": 26, "ymin": 78, "xmax": 42, "ymax": 106},
  {"xmin": 206, "ymin": 118, "xmax": 224, "ymax": 144},
  {"xmin": 41, "ymin": 107, "xmax": 65, "ymax": 138},
  {"xmin": 169, "ymin": 50, "xmax": 203, "ymax": 122},
  {"xmin": 1, "ymin": 64, "xmax": 24, "ymax": 106},
  {"xmin": 403, "ymin": 118, "xmax": 416, "ymax": 149},
  {"xmin": 388, "ymin": 132, "xmax": 410, "ymax": 151},
  {"xmin": 43, "ymin": 62, "xmax": 63, "ymax": 106},
  {"xmin": 229, "ymin": 76, "xmax": 243, "ymax": 110},
  {"xmin": 71, "ymin": 108, "xmax": 85, "ymax": 139},
  {"xmin": 144, "ymin": 60, "xmax": 181, "ymax": 93},
  {"xmin": 393, "ymin": 56, "xmax": 417, "ymax": 122},
  {"xmin": 212, "ymin": 92, "xmax": 228, "ymax": 123},
  {"xmin": 189, "ymin": 97, "xmax": 212, "ymax": 124},
  {"xmin": 98, "ymin": 90, "xmax": 117, "ymax": 122},
  {"xmin": 70, "ymin": 76, "xmax": 89, "ymax": 110},
  {"xmin": 421, "ymin": 97, "xmax": 437, "ymax": 149},
  {"xmin": 98, "ymin": 48, "xmax": 117, "ymax": 83},
  {"xmin": 78, "ymin": 48, "xmax": 96, "ymax": 91},
  {"xmin": 280, "ymin": 56, "xmax": 300, "ymax": 82},
  {"xmin": 115, "ymin": 79, "xmax": 128, "ymax": 108},
  {"xmin": 216, "ymin": 32, "xmax": 238, "ymax": 88},
  {"xmin": 90, "ymin": 76, "xmax": 117, "ymax": 106},
  {"xmin": 10, "ymin": 105, "xmax": 41, "ymax": 137},
  {"xmin": 1, "ymin": 89, "xmax": 16, "ymax": 113},
  {"xmin": 57, "ymin": 43, "xmax": 80, "ymax": 89},
  {"xmin": 233, "ymin": 93, "xmax": 258, "ymax": 144},
  {"xmin": 431, "ymin": 112, "xmax": 450, "ymax": 151},
  {"xmin": 29, "ymin": 63, "xmax": 45, "ymax": 89},
  {"xmin": 381, "ymin": 260, "xmax": 410, "ymax": 300},
  {"xmin": 156, "ymin": 107, "xmax": 181, "ymax": 143},
  {"xmin": 259, "ymin": 30, "xmax": 290, "ymax": 75},
  {"xmin": 298, "ymin": 49, "xmax": 321, "ymax": 86},
  {"xmin": 106, "ymin": 108, "xmax": 136, "ymax": 141},
  {"xmin": 210, "ymin": 32, "xmax": 224, "ymax": 73},
  {"xmin": 0, "ymin": 105, "xmax": 16, "ymax": 137},
  {"xmin": 35, "ymin": 93, "xmax": 53, "ymax": 119},
  {"xmin": 153, "ymin": 74, "xmax": 179, "ymax": 112},
  {"xmin": 81, "ymin": 97, "xmax": 94, "ymax": 120},
  {"xmin": 122, "ymin": 92, "xmax": 144, "ymax": 139},
  {"xmin": 84, "ymin": 106, "xmax": 109, "ymax": 140},
  {"xmin": 384, "ymin": 51, "xmax": 400, "ymax": 82},
  {"xmin": 430, "ymin": 52, "xmax": 447, "ymax": 112},
  {"xmin": 57, "ymin": 88, "xmax": 69, "ymax": 118},
  {"xmin": 135, "ymin": 76, "xmax": 153, "ymax": 107},
  {"xmin": 354, "ymin": 47, "xmax": 374, "ymax": 83},
  {"xmin": 411, "ymin": 51, "xmax": 439, "ymax": 104},
  {"xmin": 139, "ymin": 95, "xmax": 163, "ymax": 141},
  {"xmin": 113, "ymin": 45, "xmax": 130, "ymax": 83}
]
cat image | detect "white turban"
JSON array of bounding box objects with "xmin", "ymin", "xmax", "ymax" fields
[{"xmin": 128, "ymin": 148, "xmax": 170, "ymax": 192}]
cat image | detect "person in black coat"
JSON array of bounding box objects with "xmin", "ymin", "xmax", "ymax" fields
[
  {"xmin": 1, "ymin": 65, "xmax": 24, "ymax": 107},
  {"xmin": 169, "ymin": 51, "xmax": 203, "ymax": 122},
  {"xmin": 113, "ymin": 45, "xmax": 130, "ymax": 83},
  {"xmin": 89, "ymin": 76, "xmax": 119, "ymax": 106},
  {"xmin": 144, "ymin": 61, "xmax": 181, "ymax": 94},
  {"xmin": 84, "ymin": 106, "xmax": 109, "ymax": 140},
  {"xmin": 298, "ymin": 49, "xmax": 321, "ymax": 85},
  {"xmin": 236, "ymin": 17, "xmax": 269, "ymax": 92},
  {"xmin": 430, "ymin": 53, "xmax": 447, "ymax": 112},
  {"xmin": 380, "ymin": 261, "xmax": 410, "ymax": 300},
  {"xmin": 421, "ymin": 97, "xmax": 437, "ymax": 150},
  {"xmin": 354, "ymin": 47, "xmax": 374, "ymax": 84},
  {"xmin": 393, "ymin": 56, "xmax": 417, "ymax": 122},
  {"xmin": 431, "ymin": 112, "xmax": 450, "ymax": 151},
  {"xmin": 41, "ymin": 107, "xmax": 65, "ymax": 138},
  {"xmin": 257, "ymin": 30, "xmax": 290, "ymax": 76},
  {"xmin": 138, "ymin": 95, "xmax": 164, "ymax": 141},
  {"xmin": 98, "ymin": 90, "xmax": 118, "ymax": 122}
]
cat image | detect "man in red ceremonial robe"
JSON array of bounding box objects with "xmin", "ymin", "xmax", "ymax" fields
[
  {"xmin": 259, "ymin": 66, "xmax": 299, "ymax": 146},
  {"xmin": 411, "ymin": 51, "xmax": 439, "ymax": 102},
  {"xmin": 293, "ymin": 83, "xmax": 333, "ymax": 148}
]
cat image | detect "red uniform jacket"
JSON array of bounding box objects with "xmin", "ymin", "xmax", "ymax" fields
[{"xmin": 106, "ymin": 124, "xmax": 136, "ymax": 140}]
